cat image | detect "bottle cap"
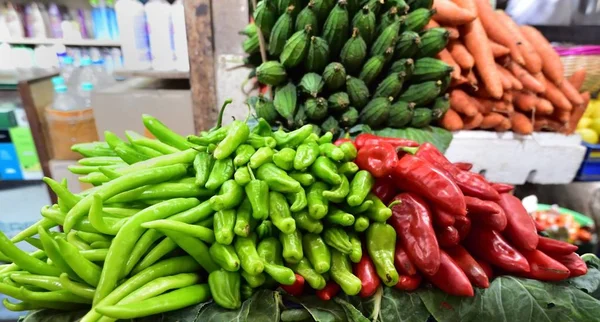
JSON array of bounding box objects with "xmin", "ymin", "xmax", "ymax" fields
[
  {"xmin": 54, "ymin": 84, "xmax": 67, "ymax": 93},
  {"xmin": 80, "ymin": 57, "xmax": 92, "ymax": 66},
  {"xmin": 51, "ymin": 76, "xmax": 64, "ymax": 85},
  {"xmin": 81, "ymin": 82, "xmax": 94, "ymax": 91}
]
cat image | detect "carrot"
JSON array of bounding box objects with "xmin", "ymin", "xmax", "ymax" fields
[
  {"xmin": 474, "ymin": 0, "xmax": 525, "ymax": 65},
  {"xmin": 451, "ymin": 76, "xmax": 469, "ymax": 87},
  {"xmin": 513, "ymin": 91, "xmax": 538, "ymax": 112},
  {"xmin": 440, "ymin": 108, "xmax": 464, "ymax": 131},
  {"xmin": 473, "ymin": 98, "xmax": 494, "ymax": 114},
  {"xmin": 508, "ymin": 61, "xmax": 545, "ymax": 93},
  {"xmin": 560, "ymin": 79, "xmax": 585, "ymax": 106},
  {"xmin": 498, "ymin": 68, "xmax": 512, "ymax": 90},
  {"xmin": 466, "ymin": 69, "xmax": 478, "ymax": 88},
  {"xmin": 426, "ymin": 19, "xmax": 460, "ymax": 39},
  {"xmin": 463, "ymin": 113, "xmax": 484, "ymax": 130},
  {"xmin": 502, "ymin": 90, "xmax": 513, "ymax": 103},
  {"xmin": 448, "ymin": 40, "xmax": 474, "ymax": 71},
  {"xmin": 542, "ymin": 76, "xmax": 572, "ymax": 111},
  {"xmin": 519, "ymin": 26, "xmax": 564, "ymax": 85},
  {"xmin": 567, "ymin": 92, "xmax": 590, "ymax": 133},
  {"xmin": 495, "ymin": 11, "xmax": 542, "ymax": 74},
  {"xmin": 433, "ymin": 0, "xmax": 476, "ymax": 26},
  {"xmin": 497, "ymin": 64, "xmax": 523, "ymax": 90},
  {"xmin": 480, "ymin": 112, "xmax": 505, "ymax": 129},
  {"xmin": 494, "ymin": 117, "xmax": 512, "ymax": 132},
  {"xmin": 450, "ymin": 89, "xmax": 479, "ymax": 116},
  {"xmin": 469, "ymin": 95, "xmax": 487, "ymax": 114},
  {"xmin": 568, "ymin": 69, "xmax": 586, "ymax": 91},
  {"xmin": 510, "ymin": 112, "xmax": 534, "ymax": 135},
  {"xmin": 462, "ymin": 17, "xmax": 503, "ymax": 99},
  {"xmin": 534, "ymin": 117, "xmax": 563, "ymax": 132},
  {"xmin": 553, "ymin": 109, "xmax": 571, "ymax": 124},
  {"xmin": 490, "ymin": 41, "xmax": 510, "ymax": 58},
  {"xmin": 535, "ymin": 98, "xmax": 554, "ymax": 115},
  {"xmin": 452, "ymin": 0, "xmax": 476, "ymax": 15},
  {"xmin": 436, "ymin": 48, "xmax": 461, "ymax": 80}
]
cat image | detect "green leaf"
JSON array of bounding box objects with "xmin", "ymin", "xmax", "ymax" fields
[
  {"xmin": 374, "ymin": 126, "xmax": 453, "ymax": 152},
  {"xmin": 195, "ymin": 290, "xmax": 281, "ymax": 321},
  {"xmin": 288, "ymin": 295, "xmax": 348, "ymax": 322},
  {"xmin": 19, "ymin": 310, "xmax": 87, "ymax": 322},
  {"xmin": 343, "ymin": 286, "xmax": 430, "ymax": 322},
  {"xmin": 569, "ymin": 253, "xmax": 600, "ymax": 300},
  {"xmin": 419, "ymin": 276, "xmax": 600, "ymax": 322},
  {"xmin": 334, "ymin": 298, "xmax": 369, "ymax": 322}
]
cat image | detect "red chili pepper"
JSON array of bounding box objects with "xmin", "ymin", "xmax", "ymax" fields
[
  {"xmin": 534, "ymin": 220, "xmax": 545, "ymax": 232},
  {"xmin": 491, "ymin": 182, "xmax": 514, "ymax": 194},
  {"xmin": 537, "ymin": 237, "xmax": 578, "ymax": 255},
  {"xmin": 389, "ymin": 193, "xmax": 441, "ymax": 275},
  {"xmin": 355, "ymin": 143, "xmax": 398, "ymax": 178},
  {"xmin": 465, "ymin": 227, "xmax": 530, "ymax": 274},
  {"xmin": 475, "ymin": 258, "xmax": 494, "ymax": 280},
  {"xmin": 436, "ymin": 226, "xmax": 460, "ymax": 248},
  {"xmin": 394, "ymin": 242, "xmax": 418, "ymax": 276},
  {"xmin": 550, "ymin": 252, "xmax": 587, "ymax": 277},
  {"xmin": 391, "ymin": 154, "xmax": 467, "ymax": 217},
  {"xmin": 497, "ymin": 193, "xmax": 539, "ymax": 251},
  {"xmin": 372, "ymin": 176, "xmax": 397, "ymax": 204},
  {"xmin": 355, "ymin": 133, "xmax": 419, "ymax": 150},
  {"xmin": 454, "ymin": 216, "xmax": 471, "ymax": 241},
  {"xmin": 315, "ymin": 281, "xmax": 340, "ymax": 301},
  {"xmin": 454, "ymin": 162, "xmax": 473, "ymax": 171},
  {"xmin": 353, "ymin": 253, "xmax": 381, "ymax": 298},
  {"xmin": 520, "ymin": 249, "xmax": 570, "ymax": 281},
  {"xmin": 465, "ymin": 196, "xmax": 507, "ymax": 231},
  {"xmin": 424, "ymin": 250, "xmax": 474, "ymax": 297},
  {"xmin": 415, "ymin": 143, "xmax": 500, "ymax": 201},
  {"xmin": 280, "ymin": 274, "xmax": 305, "ymax": 297},
  {"xmin": 445, "ymin": 246, "xmax": 490, "ymax": 288},
  {"xmin": 334, "ymin": 138, "xmax": 354, "ymax": 146},
  {"xmin": 431, "ymin": 205, "xmax": 456, "ymax": 227},
  {"xmin": 393, "ymin": 274, "xmax": 422, "ymax": 291}
]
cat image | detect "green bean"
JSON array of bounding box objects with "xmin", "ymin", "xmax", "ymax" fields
[
  {"xmin": 67, "ymin": 231, "xmax": 92, "ymax": 250},
  {"xmin": 119, "ymin": 273, "xmax": 199, "ymax": 305},
  {"xmin": 0, "ymin": 231, "xmax": 60, "ymax": 276},
  {"xmin": 69, "ymin": 165, "xmax": 123, "ymax": 175},
  {"xmin": 89, "ymin": 195, "xmax": 129, "ymax": 235},
  {"xmin": 102, "ymin": 207, "xmax": 140, "ymax": 217},
  {"xmin": 59, "ymin": 274, "xmax": 96, "ymax": 300},
  {"xmin": 78, "ymin": 157, "xmax": 126, "ymax": 166},
  {"xmin": 80, "ymin": 249, "xmax": 108, "ymax": 262},
  {"xmin": 43, "ymin": 177, "xmax": 81, "ymax": 209},
  {"xmin": 56, "ymin": 238, "xmax": 102, "ymax": 287},
  {"xmin": 10, "ymin": 275, "xmax": 62, "ymax": 292},
  {"xmin": 10, "ymin": 218, "xmax": 56, "ymax": 243},
  {"xmin": 90, "ymin": 241, "xmax": 111, "ymax": 249},
  {"xmin": 19, "ymin": 287, "xmax": 92, "ymax": 304},
  {"xmin": 94, "ymin": 198, "xmax": 199, "ymax": 305},
  {"xmin": 76, "ymin": 232, "xmax": 112, "ymax": 244},
  {"xmin": 116, "ymin": 149, "xmax": 197, "ymax": 176},
  {"xmin": 37, "ymin": 227, "xmax": 78, "ymax": 279},
  {"xmin": 142, "ymin": 220, "xmax": 215, "ymax": 243},
  {"xmin": 64, "ymin": 164, "xmax": 188, "ymax": 233},
  {"xmin": 159, "ymin": 229, "xmax": 219, "ymax": 273},
  {"xmin": 24, "ymin": 237, "xmax": 43, "ymax": 250},
  {"xmin": 106, "ymin": 183, "xmax": 214, "ymax": 204},
  {"xmin": 2, "ymin": 298, "xmax": 85, "ymax": 311},
  {"xmin": 132, "ymin": 238, "xmax": 178, "ymax": 275},
  {"xmin": 96, "ymin": 284, "xmax": 211, "ymax": 319}
]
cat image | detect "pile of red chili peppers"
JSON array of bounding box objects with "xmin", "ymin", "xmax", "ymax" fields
[{"xmin": 329, "ymin": 133, "xmax": 588, "ymax": 298}]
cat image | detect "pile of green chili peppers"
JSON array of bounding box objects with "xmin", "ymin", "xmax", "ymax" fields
[{"xmin": 0, "ymin": 101, "xmax": 393, "ymax": 319}]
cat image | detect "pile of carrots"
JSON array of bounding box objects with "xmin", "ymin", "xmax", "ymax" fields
[{"xmin": 429, "ymin": 0, "xmax": 590, "ymax": 134}]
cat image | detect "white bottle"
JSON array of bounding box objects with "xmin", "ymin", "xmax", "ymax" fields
[
  {"xmin": 115, "ymin": 0, "xmax": 151, "ymax": 70},
  {"xmin": 5, "ymin": 2, "xmax": 24, "ymax": 39},
  {"xmin": 171, "ymin": 0, "xmax": 189, "ymax": 72},
  {"xmin": 92, "ymin": 58, "xmax": 113, "ymax": 88},
  {"xmin": 79, "ymin": 82, "xmax": 93, "ymax": 109},
  {"xmin": 60, "ymin": 56, "xmax": 76, "ymax": 84},
  {"xmin": 52, "ymin": 84, "xmax": 79, "ymax": 111},
  {"xmin": 74, "ymin": 57, "xmax": 98, "ymax": 96},
  {"xmin": 145, "ymin": 0, "xmax": 175, "ymax": 70}
]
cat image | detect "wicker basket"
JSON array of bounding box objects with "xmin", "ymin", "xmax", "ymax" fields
[{"xmin": 556, "ymin": 46, "xmax": 600, "ymax": 94}]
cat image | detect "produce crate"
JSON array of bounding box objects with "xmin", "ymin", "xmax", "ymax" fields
[
  {"xmin": 445, "ymin": 131, "xmax": 586, "ymax": 184},
  {"xmin": 576, "ymin": 142, "xmax": 600, "ymax": 181}
]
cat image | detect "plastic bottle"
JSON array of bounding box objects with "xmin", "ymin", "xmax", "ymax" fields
[
  {"xmin": 106, "ymin": 0, "xmax": 119, "ymax": 40},
  {"xmin": 5, "ymin": 2, "xmax": 25, "ymax": 39},
  {"xmin": 90, "ymin": 0, "xmax": 110, "ymax": 39},
  {"xmin": 74, "ymin": 57, "xmax": 98, "ymax": 96},
  {"xmin": 171, "ymin": 0, "xmax": 189, "ymax": 72},
  {"xmin": 60, "ymin": 55, "xmax": 76, "ymax": 85},
  {"xmin": 24, "ymin": 3, "xmax": 47, "ymax": 39},
  {"xmin": 47, "ymin": 3, "xmax": 63, "ymax": 38},
  {"xmin": 145, "ymin": 0, "xmax": 175, "ymax": 70},
  {"xmin": 115, "ymin": 0, "xmax": 151, "ymax": 70},
  {"xmin": 51, "ymin": 84, "xmax": 79, "ymax": 111},
  {"xmin": 79, "ymin": 82, "xmax": 94, "ymax": 109},
  {"xmin": 92, "ymin": 58, "xmax": 113, "ymax": 88},
  {"xmin": 38, "ymin": 3, "xmax": 52, "ymax": 38}
]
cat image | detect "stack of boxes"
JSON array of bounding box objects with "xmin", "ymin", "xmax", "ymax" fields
[{"xmin": 0, "ymin": 104, "xmax": 43, "ymax": 181}]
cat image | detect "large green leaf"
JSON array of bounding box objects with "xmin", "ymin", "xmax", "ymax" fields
[
  {"xmin": 569, "ymin": 253, "xmax": 600, "ymax": 300},
  {"xmin": 194, "ymin": 290, "xmax": 281, "ymax": 321},
  {"xmin": 374, "ymin": 126, "xmax": 453, "ymax": 153},
  {"xmin": 344, "ymin": 287, "xmax": 430, "ymax": 322},
  {"xmin": 287, "ymin": 295, "xmax": 348, "ymax": 322}
]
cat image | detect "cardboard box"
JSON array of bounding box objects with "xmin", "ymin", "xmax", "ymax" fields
[{"xmin": 92, "ymin": 78, "xmax": 195, "ymax": 140}]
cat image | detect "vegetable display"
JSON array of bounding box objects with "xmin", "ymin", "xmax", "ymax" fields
[{"xmin": 244, "ymin": 0, "xmax": 452, "ymax": 137}]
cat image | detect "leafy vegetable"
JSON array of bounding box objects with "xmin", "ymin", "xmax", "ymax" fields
[
  {"xmin": 375, "ymin": 126, "xmax": 453, "ymax": 152},
  {"xmin": 569, "ymin": 253, "xmax": 600, "ymax": 300}
]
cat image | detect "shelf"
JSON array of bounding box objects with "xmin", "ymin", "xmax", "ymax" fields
[
  {"xmin": 113, "ymin": 69, "xmax": 190, "ymax": 79},
  {"xmin": 444, "ymin": 131, "xmax": 586, "ymax": 185},
  {"xmin": 0, "ymin": 68, "xmax": 59, "ymax": 88},
  {"xmin": 0, "ymin": 38, "xmax": 121, "ymax": 47}
]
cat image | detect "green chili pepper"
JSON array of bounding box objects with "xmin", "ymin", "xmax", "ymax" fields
[
  {"xmin": 273, "ymin": 148, "xmax": 296, "ymax": 171},
  {"xmin": 322, "ymin": 176, "xmax": 350, "ymax": 203},
  {"xmin": 289, "ymin": 172, "xmax": 315, "ymax": 187},
  {"xmin": 319, "ymin": 143, "xmax": 345, "ymax": 161},
  {"xmin": 257, "ymin": 237, "xmax": 284, "ymax": 265},
  {"xmin": 280, "ymin": 230, "xmax": 303, "ymax": 264},
  {"xmin": 339, "ymin": 142, "xmax": 357, "ymax": 162},
  {"xmin": 233, "ymin": 144, "xmax": 255, "ymax": 167},
  {"xmin": 234, "ymin": 167, "xmax": 252, "ymax": 186},
  {"xmin": 10, "ymin": 274, "xmax": 62, "ymax": 291},
  {"xmin": 208, "ymin": 269, "xmax": 241, "ymax": 309},
  {"xmin": 251, "ymin": 118, "xmax": 273, "ymax": 137},
  {"xmin": 207, "ymin": 143, "xmax": 217, "ymax": 154},
  {"xmin": 19, "ymin": 288, "xmax": 92, "ymax": 304},
  {"xmin": 249, "ymin": 147, "xmax": 274, "ymax": 169},
  {"xmin": 330, "ymin": 249, "xmax": 362, "ymax": 296},
  {"xmin": 338, "ymin": 162, "xmax": 359, "ymax": 177},
  {"xmin": 256, "ymin": 220, "xmax": 274, "ymax": 240},
  {"xmin": 311, "ymin": 156, "xmax": 342, "ymax": 185},
  {"xmin": 188, "ymin": 128, "xmax": 228, "ymax": 146},
  {"xmin": 11, "ymin": 218, "xmax": 56, "ymax": 244},
  {"xmin": 292, "ymin": 210, "xmax": 323, "ymax": 234},
  {"xmin": 205, "ymin": 158, "xmax": 234, "ymax": 191},
  {"xmin": 141, "ymin": 220, "xmax": 215, "ymax": 243},
  {"xmin": 347, "ymin": 170, "xmax": 375, "ymax": 207},
  {"xmin": 318, "ymin": 132, "xmax": 333, "ymax": 144},
  {"xmin": 80, "ymin": 249, "xmax": 108, "ymax": 262},
  {"xmin": 55, "ymin": 238, "xmax": 102, "ymax": 286},
  {"xmin": 38, "ymin": 227, "xmax": 77, "ymax": 279},
  {"xmin": 341, "ymin": 200, "xmax": 374, "ymax": 214},
  {"xmin": 241, "ymin": 271, "xmax": 266, "ymax": 288},
  {"xmin": 116, "ymin": 148, "xmax": 197, "ymax": 176},
  {"xmin": 354, "ymin": 215, "xmax": 370, "ymax": 233},
  {"xmin": 59, "ymin": 274, "xmax": 96, "ymax": 300},
  {"xmin": 214, "ymin": 209, "xmax": 236, "ymax": 245},
  {"xmin": 307, "ymin": 182, "xmax": 329, "ymax": 220},
  {"xmin": 0, "ymin": 231, "xmax": 61, "ymax": 277},
  {"xmin": 105, "ymin": 183, "xmax": 214, "ymax": 204},
  {"xmin": 303, "ymin": 234, "xmax": 331, "ymax": 274},
  {"xmin": 273, "ymin": 125, "xmax": 314, "ymax": 149},
  {"xmin": 71, "ymin": 141, "xmax": 117, "ymax": 158},
  {"xmin": 118, "ymin": 272, "xmax": 201, "ymax": 306},
  {"xmin": 43, "ymin": 177, "xmax": 80, "ymax": 210},
  {"xmin": 269, "ymin": 191, "xmax": 296, "ymax": 234},
  {"xmin": 75, "ymin": 231, "xmax": 111, "ymax": 244},
  {"xmin": 257, "ymin": 163, "xmax": 302, "ymax": 193},
  {"xmin": 126, "ymin": 130, "xmax": 180, "ymax": 155},
  {"xmin": 114, "ymin": 142, "xmax": 151, "ymax": 164},
  {"xmin": 348, "ymin": 233, "xmax": 362, "ymax": 264},
  {"xmin": 142, "ymin": 114, "xmax": 190, "ymax": 150},
  {"xmin": 286, "ymin": 187, "xmax": 307, "ymax": 213},
  {"xmin": 325, "ymin": 206, "xmax": 355, "ymax": 226},
  {"xmin": 214, "ymin": 121, "xmax": 250, "ymax": 160},
  {"xmin": 323, "ymin": 227, "xmax": 353, "ymax": 254},
  {"xmin": 247, "ymin": 134, "xmax": 277, "ymax": 149},
  {"xmin": 234, "ymin": 198, "xmax": 256, "ymax": 237},
  {"xmin": 234, "ymin": 234, "xmax": 264, "ymax": 276},
  {"xmin": 210, "ymin": 180, "xmax": 244, "ymax": 211},
  {"xmin": 210, "ymin": 243, "xmax": 240, "ymax": 272},
  {"xmin": 161, "ymin": 229, "xmax": 219, "ymax": 273},
  {"xmin": 90, "ymin": 241, "xmax": 111, "ymax": 249},
  {"xmin": 245, "ymin": 167, "xmax": 270, "ymax": 220},
  {"xmin": 303, "ymin": 133, "xmax": 319, "ymax": 143},
  {"xmin": 364, "ymin": 193, "xmax": 393, "ymax": 223},
  {"xmin": 290, "ymin": 257, "xmax": 326, "ymax": 290},
  {"xmin": 366, "ymin": 223, "xmax": 398, "ymax": 287},
  {"xmin": 133, "ymin": 239, "xmax": 179, "ymax": 274},
  {"xmin": 263, "ymin": 260, "xmax": 296, "ymax": 285},
  {"xmin": 241, "ymin": 283, "xmax": 255, "ymax": 300},
  {"xmin": 294, "ymin": 142, "xmax": 320, "ymax": 171},
  {"xmin": 193, "ymin": 151, "xmax": 214, "ymax": 187}
]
